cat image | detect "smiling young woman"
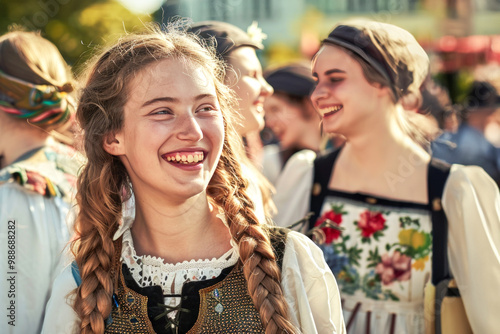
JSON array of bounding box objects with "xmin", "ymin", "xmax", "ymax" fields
[
  {"xmin": 272, "ymin": 19, "xmax": 500, "ymax": 334},
  {"xmin": 188, "ymin": 21, "xmax": 273, "ymax": 138},
  {"xmin": 188, "ymin": 21, "xmax": 277, "ymax": 221},
  {"xmin": 41, "ymin": 26, "xmax": 345, "ymax": 334}
]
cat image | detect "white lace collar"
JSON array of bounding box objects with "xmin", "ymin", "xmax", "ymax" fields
[{"xmin": 116, "ymin": 211, "xmax": 239, "ymax": 299}]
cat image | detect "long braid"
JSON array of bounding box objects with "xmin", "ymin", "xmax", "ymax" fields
[
  {"xmin": 70, "ymin": 37, "xmax": 132, "ymax": 333},
  {"xmin": 71, "ymin": 158, "xmax": 125, "ymax": 333},
  {"xmin": 208, "ymin": 117, "xmax": 298, "ymax": 334},
  {"xmin": 72, "ymin": 111, "xmax": 127, "ymax": 334}
]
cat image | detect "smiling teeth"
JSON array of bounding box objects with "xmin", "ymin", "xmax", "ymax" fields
[
  {"xmin": 166, "ymin": 153, "xmax": 204, "ymax": 164},
  {"xmin": 322, "ymin": 106, "xmax": 342, "ymax": 113}
]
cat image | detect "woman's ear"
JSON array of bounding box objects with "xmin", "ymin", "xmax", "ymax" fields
[
  {"xmin": 375, "ymin": 84, "xmax": 391, "ymax": 96},
  {"xmin": 103, "ymin": 132, "xmax": 124, "ymax": 156},
  {"xmin": 375, "ymin": 85, "xmax": 397, "ymax": 105}
]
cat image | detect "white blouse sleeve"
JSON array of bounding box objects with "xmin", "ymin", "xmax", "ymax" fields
[
  {"xmin": 0, "ymin": 183, "xmax": 71, "ymax": 334},
  {"xmin": 442, "ymin": 164, "xmax": 500, "ymax": 333},
  {"xmin": 41, "ymin": 264, "xmax": 79, "ymax": 334},
  {"xmin": 281, "ymin": 231, "xmax": 346, "ymax": 334},
  {"xmin": 272, "ymin": 150, "xmax": 316, "ymax": 229}
]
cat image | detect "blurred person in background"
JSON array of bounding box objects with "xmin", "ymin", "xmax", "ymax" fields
[
  {"xmin": 485, "ymin": 108, "xmax": 500, "ymax": 147},
  {"xmin": 189, "ymin": 21, "xmax": 275, "ymax": 220},
  {"xmin": 0, "ymin": 30, "xmax": 81, "ymax": 334},
  {"xmin": 431, "ymin": 80, "xmax": 500, "ymax": 187},
  {"xmin": 470, "ymin": 64, "xmax": 500, "ymax": 148},
  {"xmin": 419, "ymin": 78, "xmax": 459, "ymax": 134},
  {"xmin": 417, "ymin": 77, "xmax": 460, "ymax": 152},
  {"xmin": 262, "ymin": 62, "xmax": 323, "ymax": 184}
]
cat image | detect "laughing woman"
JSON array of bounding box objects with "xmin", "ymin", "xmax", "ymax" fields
[
  {"xmin": 41, "ymin": 28, "xmax": 345, "ymax": 334},
  {"xmin": 272, "ymin": 19, "xmax": 500, "ymax": 333},
  {"xmin": 188, "ymin": 21, "xmax": 276, "ymax": 220}
]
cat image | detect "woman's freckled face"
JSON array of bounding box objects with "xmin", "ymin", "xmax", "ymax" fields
[{"xmin": 112, "ymin": 58, "xmax": 225, "ymax": 203}]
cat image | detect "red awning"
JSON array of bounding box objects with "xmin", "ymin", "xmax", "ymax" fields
[{"xmin": 430, "ymin": 35, "xmax": 500, "ymax": 72}]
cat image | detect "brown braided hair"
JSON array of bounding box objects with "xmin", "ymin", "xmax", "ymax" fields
[{"xmin": 71, "ymin": 25, "xmax": 297, "ymax": 334}]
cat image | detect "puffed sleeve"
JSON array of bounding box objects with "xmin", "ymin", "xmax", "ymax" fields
[
  {"xmin": 281, "ymin": 231, "xmax": 346, "ymax": 334},
  {"xmin": 442, "ymin": 164, "xmax": 500, "ymax": 333},
  {"xmin": 0, "ymin": 183, "xmax": 71, "ymax": 334},
  {"xmin": 273, "ymin": 150, "xmax": 316, "ymax": 229},
  {"xmin": 41, "ymin": 264, "xmax": 79, "ymax": 333}
]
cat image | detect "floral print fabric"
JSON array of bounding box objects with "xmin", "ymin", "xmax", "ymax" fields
[{"xmin": 316, "ymin": 194, "xmax": 432, "ymax": 304}]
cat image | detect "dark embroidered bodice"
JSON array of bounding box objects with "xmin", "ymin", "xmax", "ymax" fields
[{"xmin": 105, "ymin": 227, "xmax": 289, "ymax": 334}]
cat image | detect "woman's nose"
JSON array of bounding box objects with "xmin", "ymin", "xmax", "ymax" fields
[
  {"xmin": 176, "ymin": 114, "xmax": 203, "ymax": 141},
  {"xmin": 260, "ymin": 77, "xmax": 273, "ymax": 97},
  {"xmin": 311, "ymin": 83, "xmax": 328, "ymax": 105}
]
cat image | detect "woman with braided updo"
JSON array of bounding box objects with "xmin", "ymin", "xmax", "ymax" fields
[
  {"xmin": 273, "ymin": 19, "xmax": 500, "ymax": 333},
  {"xmin": 42, "ymin": 26, "xmax": 345, "ymax": 334},
  {"xmin": 0, "ymin": 31, "xmax": 80, "ymax": 334}
]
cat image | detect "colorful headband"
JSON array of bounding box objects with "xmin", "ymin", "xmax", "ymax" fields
[{"xmin": 0, "ymin": 70, "xmax": 74, "ymax": 128}]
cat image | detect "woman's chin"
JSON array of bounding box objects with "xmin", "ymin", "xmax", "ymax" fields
[
  {"xmin": 255, "ymin": 115, "xmax": 266, "ymax": 132},
  {"xmin": 241, "ymin": 117, "xmax": 264, "ymax": 135}
]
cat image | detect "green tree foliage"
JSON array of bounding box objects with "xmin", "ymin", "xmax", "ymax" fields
[{"xmin": 0, "ymin": 0, "xmax": 152, "ymax": 71}]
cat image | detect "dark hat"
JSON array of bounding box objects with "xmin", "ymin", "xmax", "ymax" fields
[
  {"xmin": 323, "ymin": 25, "xmax": 396, "ymax": 89},
  {"xmin": 188, "ymin": 21, "xmax": 263, "ymax": 60},
  {"xmin": 264, "ymin": 63, "xmax": 316, "ymax": 97},
  {"xmin": 464, "ymin": 81, "xmax": 500, "ymax": 110},
  {"xmin": 321, "ymin": 22, "xmax": 424, "ymax": 100}
]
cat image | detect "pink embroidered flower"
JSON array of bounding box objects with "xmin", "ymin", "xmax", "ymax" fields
[
  {"xmin": 357, "ymin": 210, "xmax": 386, "ymax": 237},
  {"xmin": 314, "ymin": 210, "xmax": 342, "ymax": 243},
  {"xmin": 375, "ymin": 251, "xmax": 412, "ymax": 285},
  {"xmin": 26, "ymin": 171, "xmax": 47, "ymax": 195}
]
